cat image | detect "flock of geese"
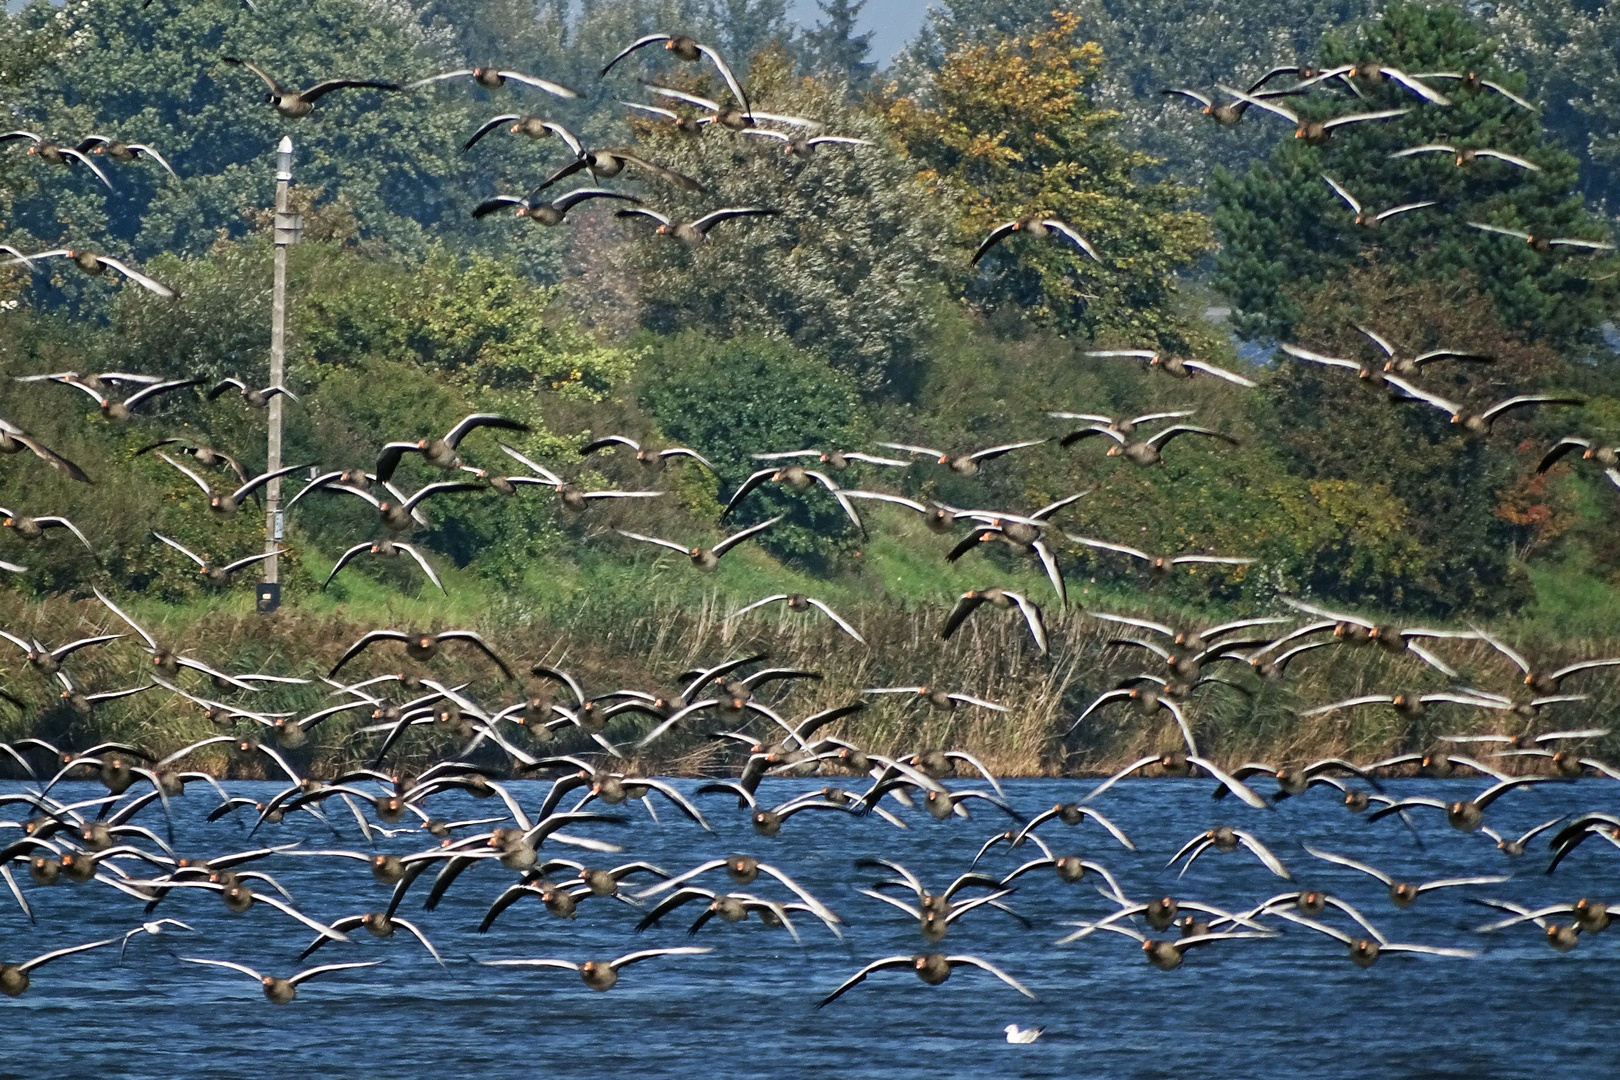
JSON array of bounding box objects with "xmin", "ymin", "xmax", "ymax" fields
[{"xmin": 2, "ymin": 20, "xmax": 1620, "ymax": 1037}]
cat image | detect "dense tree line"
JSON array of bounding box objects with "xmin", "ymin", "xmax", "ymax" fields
[{"xmin": 0, "ymin": 0, "xmax": 1616, "ymax": 621}]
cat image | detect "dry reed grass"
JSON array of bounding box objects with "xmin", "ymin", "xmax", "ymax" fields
[{"xmin": 1, "ymin": 588, "xmax": 1616, "ymax": 781}]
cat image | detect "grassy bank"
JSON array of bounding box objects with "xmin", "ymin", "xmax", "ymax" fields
[{"xmin": 3, "ymin": 511, "xmax": 1617, "ymax": 782}]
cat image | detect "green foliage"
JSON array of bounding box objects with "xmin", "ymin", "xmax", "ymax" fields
[
  {"xmin": 603, "ymin": 52, "xmax": 950, "ymax": 391},
  {"xmin": 1257, "ymin": 266, "xmax": 1574, "ymax": 613},
  {"xmin": 0, "ymin": 0, "xmax": 566, "ymax": 277},
  {"xmin": 104, "ymin": 234, "xmax": 638, "ymax": 400},
  {"xmin": 0, "ymin": 230, "xmax": 634, "ymax": 597},
  {"xmin": 899, "ymin": 0, "xmax": 1378, "ymax": 191},
  {"xmin": 1211, "ymin": 2, "xmax": 1619, "ymax": 345},
  {"xmin": 638, "ymin": 332, "xmax": 867, "ymax": 563},
  {"xmin": 1486, "ymin": 0, "xmax": 1620, "ymax": 210},
  {"xmin": 886, "ymin": 11, "xmax": 1213, "ymax": 342}
]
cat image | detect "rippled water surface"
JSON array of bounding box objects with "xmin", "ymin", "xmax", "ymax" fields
[{"xmin": 3, "ymin": 776, "xmax": 1616, "ymax": 1080}]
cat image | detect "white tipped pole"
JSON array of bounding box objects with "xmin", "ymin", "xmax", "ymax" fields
[{"xmin": 262, "ymin": 136, "xmax": 298, "ymax": 611}]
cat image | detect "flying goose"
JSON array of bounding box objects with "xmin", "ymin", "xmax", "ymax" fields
[
  {"xmin": 838, "ymin": 491, "xmax": 963, "ymax": 533},
  {"xmin": 305, "ymin": 478, "xmax": 485, "ymax": 531},
  {"xmin": 2, "ymin": 250, "xmax": 176, "ymax": 298},
  {"xmin": 946, "ymin": 494, "xmax": 1090, "ymax": 542},
  {"xmin": 1321, "ymin": 175, "xmax": 1434, "ymax": 229},
  {"xmin": 1302, "ymin": 846, "xmax": 1507, "ymax": 907},
  {"xmin": 1474, "ymin": 633, "xmax": 1620, "ymax": 695},
  {"xmin": 879, "ymin": 439, "xmax": 1045, "ymax": 475},
  {"xmin": 1067, "ymin": 534, "xmax": 1254, "ymax": 579},
  {"xmin": 945, "ymin": 524, "xmax": 1069, "ymax": 605},
  {"xmin": 0, "ymin": 629, "xmax": 120, "ymax": 677},
  {"xmin": 222, "ymin": 58, "xmax": 401, "ymax": 118},
  {"xmin": 136, "ymin": 436, "xmax": 248, "ymax": 484},
  {"xmin": 752, "ymin": 447, "xmax": 907, "ymax": 470},
  {"xmin": 472, "ymin": 185, "xmax": 640, "ymax": 224},
  {"xmin": 152, "ymin": 533, "xmax": 281, "ymax": 585},
  {"xmin": 817, "ymin": 953, "xmax": 1036, "ymax": 1007},
  {"xmin": 1278, "ymin": 596, "xmax": 1477, "ymax": 671},
  {"xmin": 1217, "ymin": 87, "xmax": 1408, "ymax": 144},
  {"xmin": 1160, "ymin": 70, "xmax": 1303, "ymax": 126},
  {"xmin": 941, "ymin": 588, "xmax": 1046, "ymax": 654},
  {"xmin": 462, "ymin": 114, "xmax": 582, "ymax": 153},
  {"xmin": 1467, "ymin": 221, "xmax": 1615, "ymax": 254},
  {"xmin": 1047, "ymin": 408, "xmax": 1195, "ymax": 437},
  {"xmin": 615, "ymin": 515, "xmax": 783, "ymax": 572},
  {"xmin": 1415, "ymin": 70, "xmax": 1535, "ymax": 110},
  {"xmin": 76, "ymin": 135, "xmax": 177, "ymax": 177},
  {"xmin": 1062, "ymin": 686, "xmax": 1200, "ymax": 755},
  {"xmin": 972, "ymin": 217, "xmax": 1100, "ymax": 265},
  {"xmin": 1301, "ymin": 690, "xmax": 1513, "ymax": 721},
  {"xmin": 1384, "ymin": 375, "xmax": 1582, "ymax": 436},
  {"xmin": 858, "ymin": 880, "xmax": 1027, "ymax": 942},
  {"xmin": 479, "ymin": 946, "xmax": 711, "ymax": 991},
  {"xmin": 721, "ymin": 463, "xmax": 857, "ymax": 525},
  {"xmin": 1270, "ymin": 909, "xmax": 1475, "ymax": 967},
  {"xmin": 54, "ymin": 373, "xmax": 199, "ymax": 423},
  {"xmin": 0, "ymin": 131, "xmax": 113, "ymax": 187},
  {"xmin": 323, "ymin": 539, "xmax": 444, "ymax": 594},
  {"xmin": 1168, "ymin": 826, "xmax": 1291, "ymax": 879},
  {"xmin": 580, "ymin": 435, "xmax": 713, "ymax": 471},
  {"xmin": 616, "ymin": 206, "xmax": 778, "ymax": 243},
  {"xmin": 865, "ymin": 686, "xmax": 1006, "ymax": 713},
  {"xmin": 1083, "ymin": 752, "xmax": 1269, "ymax": 808},
  {"xmin": 1061, "ymin": 423, "xmax": 1236, "ymax": 464},
  {"xmin": 408, "ymin": 66, "xmax": 577, "ymax": 97},
  {"xmin": 374, "ymin": 413, "xmax": 529, "ymax": 482},
  {"xmin": 1294, "ymin": 63, "xmax": 1451, "ymax": 104},
  {"xmin": 1085, "ymin": 348, "xmax": 1257, "ymax": 387},
  {"xmin": 182, "ymin": 957, "xmax": 380, "ymax": 1004},
  {"xmin": 726, "ymin": 594, "xmax": 865, "ymax": 644},
  {"xmin": 1390, "ymin": 143, "xmax": 1539, "ymax": 170},
  {"xmin": 1088, "ymin": 612, "xmax": 1288, "ymax": 653},
  {"xmin": 1, "ymin": 938, "xmax": 116, "ymax": 996},
  {"xmin": 618, "ymin": 99, "xmax": 708, "ymax": 134},
  {"xmin": 634, "ymin": 855, "xmax": 838, "ymax": 927},
  {"xmin": 328, "ymin": 629, "xmax": 513, "ymax": 680},
  {"xmin": 297, "ymin": 912, "xmax": 444, "ymax": 965},
  {"xmin": 1538, "ymin": 437, "xmax": 1619, "ymax": 473},
  {"xmin": 633, "ymin": 886, "xmax": 813, "ymax": 941},
  {"xmin": 0, "ymin": 508, "xmax": 92, "ymax": 551},
  {"xmin": 535, "ymin": 150, "xmax": 703, "ymax": 192},
  {"xmin": 639, "ymin": 82, "xmax": 815, "ymax": 131},
  {"xmin": 1478, "ymin": 816, "xmax": 1566, "ymax": 857},
  {"xmin": 0, "ymin": 414, "xmax": 87, "ymax": 482},
  {"xmin": 741, "ymin": 127, "xmax": 872, "ymax": 157},
  {"xmin": 206, "ymin": 378, "xmax": 296, "ymax": 408},
  {"xmin": 1470, "ymin": 899, "xmax": 1583, "ymax": 952},
  {"xmin": 1058, "ymin": 921, "xmax": 1272, "ymax": 970},
  {"xmin": 495, "ymin": 444, "xmax": 665, "ymax": 512},
  {"xmin": 155, "ymin": 452, "xmax": 305, "ymax": 518},
  {"xmin": 1367, "ymin": 776, "xmax": 1549, "ymax": 832},
  {"xmin": 600, "ymin": 34, "xmax": 751, "ymax": 118}
]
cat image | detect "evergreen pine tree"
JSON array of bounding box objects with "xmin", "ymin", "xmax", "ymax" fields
[
  {"xmin": 1211, "ymin": 2, "xmax": 1619, "ymax": 346},
  {"xmin": 803, "ymin": 0, "xmax": 877, "ymax": 90}
]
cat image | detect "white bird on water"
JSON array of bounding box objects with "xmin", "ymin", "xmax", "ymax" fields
[{"xmin": 1004, "ymin": 1024, "xmax": 1044, "ymax": 1044}]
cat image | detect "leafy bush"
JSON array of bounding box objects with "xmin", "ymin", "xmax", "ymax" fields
[{"xmin": 638, "ymin": 332, "xmax": 868, "ymax": 564}]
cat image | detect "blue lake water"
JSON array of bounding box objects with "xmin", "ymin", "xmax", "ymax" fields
[{"xmin": 1, "ymin": 775, "xmax": 1615, "ymax": 1080}]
